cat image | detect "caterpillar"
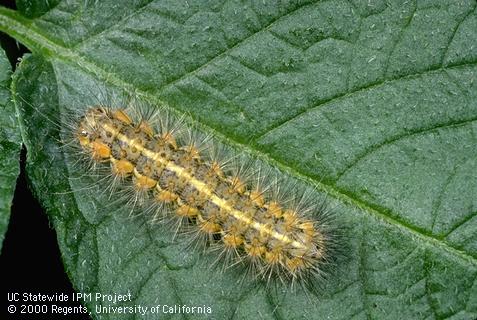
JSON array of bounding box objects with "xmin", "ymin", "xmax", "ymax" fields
[{"xmin": 72, "ymin": 102, "xmax": 336, "ymax": 290}]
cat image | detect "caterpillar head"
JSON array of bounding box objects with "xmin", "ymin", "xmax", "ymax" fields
[{"xmin": 76, "ymin": 107, "xmax": 112, "ymax": 160}]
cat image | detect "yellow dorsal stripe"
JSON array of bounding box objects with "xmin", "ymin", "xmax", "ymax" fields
[{"xmin": 103, "ymin": 123, "xmax": 307, "ymax": 250}]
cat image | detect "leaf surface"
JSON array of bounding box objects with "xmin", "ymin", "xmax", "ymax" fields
[
  {"xmin": 0, "ymin": 46, "xmax": 21, "ymax": 251},
  {"xmin": 1, "ymin": 1, "xmax": 477, "ymax": 319}
]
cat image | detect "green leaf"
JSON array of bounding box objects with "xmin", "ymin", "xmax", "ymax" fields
[
  {"xmin": 2, "ymin": 0, "xmax": 477, "ymax": 319},
  {"xmin": 0, "ymin": 45, "xmax": 21, "ymax": 251}
]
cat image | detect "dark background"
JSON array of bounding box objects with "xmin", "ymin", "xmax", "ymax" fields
[{"xmin": 0, "ymin": 1, "xmax": 90, "ymax": 319}]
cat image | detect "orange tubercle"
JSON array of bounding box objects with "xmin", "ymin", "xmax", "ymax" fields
[
  {"xmin": 112, "ymin": 109, "xmax": 132, "ymax": 124},
  {"xmin": 176, "ymin": 205, "xmax": 199, "ymax": 217},
  {"xmin": 112, "ymin": 159, "xmax": 134, "ymax": 176},
  {"xmin": 223, "ymin": 234, "xmax": 244, "ymax": 248},
  {"xmin": 134, "ymin": 170, "xmax": 157, "ymax": 190},
  {"xmin": 90, "ymin": 139, "xmax": 111, "ymax": 159},
  {"xmin": 156, "ymin": 190, "xmax": 178, "ymax": 203}
]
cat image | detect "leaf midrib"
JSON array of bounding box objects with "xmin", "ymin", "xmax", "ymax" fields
[{"xmin": 0, "ymin": 7, "xmax": 475, "ymax": 267}]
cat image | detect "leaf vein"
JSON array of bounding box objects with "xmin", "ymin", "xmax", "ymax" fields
[
  {"xmin": 335, "ymin": 117, "xmax": 477, "ymax": 180},
  {"xmin": 441, "ymin": 3, "xmax": 477, "ymax": 66},
  {"xmin": 444, "ymin": 210, "xmax": 477, "ymax": 239},
  {"xmin": 157, "ymin": 0, "xmax": 319, "ymax": 91},
  {"xmin": 72, "ymin": 0, "xmax": 157, "ymax": 48},
  {"xmin": 254, "ymin": 60, "xmax": 477, "ymax": 141}
]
